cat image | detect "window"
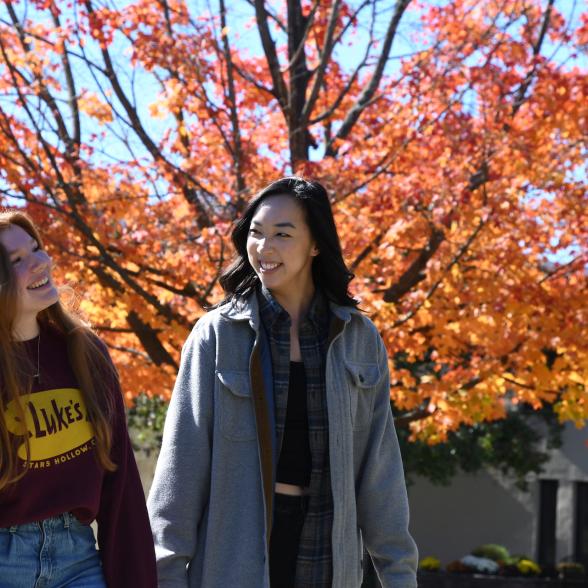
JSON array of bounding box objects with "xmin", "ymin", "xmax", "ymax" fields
[{"xmin": 537, "ymin": 480, "xmax": 558, "ymax": 567}]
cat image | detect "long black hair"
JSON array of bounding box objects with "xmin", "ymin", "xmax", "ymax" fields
[{"xmin": 219, "ymin": 177, "xmax": 358, "ymax": 308}]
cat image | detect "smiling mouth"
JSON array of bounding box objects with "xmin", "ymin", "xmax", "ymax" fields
[
  {"xmin": 259, "ymin": 261, "xmax": 281, "ymax": 272},
  {"xmin": 27, "ymin": 277, "xmax": 49, "ymax": 290}
]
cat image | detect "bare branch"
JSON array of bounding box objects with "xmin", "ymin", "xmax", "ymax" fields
[
  {"xmin": 383, "ymin": 225, "xmax": 445, "ymax": 304},
  {"xmin": 0, "ymin": 41, "xmax": 80, "ymax": 205},
  {"xmin": 94, "ymin": 326, "xmax": 163, "ymax": 334},
  {"xmin": 219, "ymin": 0, "xmax": 246, "ymax": 205},
  {"xmin": 394, "ymin": 408, "xmax": 431, "ymax": 428},
  {"xmin": 4, "ymin": 0, "xmax": 76, "ymax": 157},
  {"xmin": 309, "ymin": 39, "xmax": 372, "ymax": 125},
  {"xmin": 350, "ymin": 230, "xmax": 385, "ymax": 272},
  {"xmin": 52, "ymin": 9, "xmax": 80, "ymax": 146},
  {"xmin": 90, "ymin": 266, "xmax": 181, "ymax": 368},
  {"xmin": 82, "ymin": 0, "xmax": 216, "ymax": 226},
  {"xmin": 106, "ymin": 343, "xmax": 152, "ymax": 363},
  {"xmin": 127, "ymin": 311, "xmax": 179, "ymax": 368},
  {"xmin": 326, "ymin": 0, "xmax": 412, "ymax": 156},
  {"xmin": 232, "ymin": 60, "xmax": 275, "ymax": 95},
  {"xmin": 301, "ymin": 0, "xmax": 342, "ymax": 123},
  {"xmin": 283, "ymin": 0, "xmax": 319, "ymax": 77},
  {"xmin": 253, "ymin": 0, "xmax": 289, "ymax": 111},
  {"xmin": 0, "ymin": 106, "xmax": 62, "ymax": 207},
  {"xmin": 512, "ymin": 0, "xmax": 555, "ymax": 116},
  {"xmin": 538, "ymin": 254, "xmax": 585, "ymax": 285},
  {"xmin": 392, "ymin": 214, "xmax": 490, "ymax": 326},
  {"xmin": 244, "ymin": 0, "xmax": 287, "ymax": 33}
]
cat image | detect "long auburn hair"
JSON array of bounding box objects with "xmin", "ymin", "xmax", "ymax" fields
[
  {"xmin": 219, "ymin": 176, "xmax": 358, "ymax": 307},
  {"xmin": 0, "ymin": 211, "xmax": 116, "ymax": 491}
]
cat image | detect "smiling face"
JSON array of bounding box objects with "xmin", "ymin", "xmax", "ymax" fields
[
  {"xmin": 246, "ymin": 194, "xmax": 318, "ymax": 305},
  {"xmin": 0, "ymin": 224, "xmax": 59, "ymax": 336}
]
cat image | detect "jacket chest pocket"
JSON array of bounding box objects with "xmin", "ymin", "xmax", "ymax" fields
[
  {"xmin": 344, "ymin": 361, "xmax": 380, "ymax": 431},
  {"xmin": 216, "ymin": 370, "xmax": 258, "ymax": 442}
]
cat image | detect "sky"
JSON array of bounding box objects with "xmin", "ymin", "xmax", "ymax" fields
[
  {"xmin": 1, "ymin": 0, "xmax": 584, "ymax": 164},
  {"xmin": 0, "ymin": 0, "xmax": 585, "ymax": 228}
]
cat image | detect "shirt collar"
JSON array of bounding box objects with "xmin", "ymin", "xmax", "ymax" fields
[
  {"xmin": 257, "ymin": 285, "xmax": 290, "ymax": 330},
  {"xmin": 219, "ymin": 286, "xmax": 358, "ymax": 326},
  {"xmin": 257, "ymin": 285, "xmax": 330, "ymax": 333}
]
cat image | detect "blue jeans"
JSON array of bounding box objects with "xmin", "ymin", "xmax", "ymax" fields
[{"xmin": 0, "ymin": 513, "xmax": 106, "ymax": 588}]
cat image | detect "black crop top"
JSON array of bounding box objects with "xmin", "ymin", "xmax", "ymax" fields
[{"xmin": 276, "ymin": 362, "xmax": 312, "ymax": 487}]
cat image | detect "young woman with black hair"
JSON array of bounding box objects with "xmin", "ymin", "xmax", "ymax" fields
[
  {"xmin": 148, "ymin": 177, "xmax": 418, "ymax": 588},
  {"xmin": 0, "ymin": 211, "xmax": 157, "ymax": 587}
]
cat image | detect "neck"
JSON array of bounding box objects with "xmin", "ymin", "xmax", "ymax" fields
[
  {"xmin": 273, "ymin": 283, "xmax": 316, "ymax": 325},
  {"xmin": 13, "ymin": 316, "xmax": 40, "ymax": 342}
]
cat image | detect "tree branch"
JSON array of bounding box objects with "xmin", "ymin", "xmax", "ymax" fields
[
  {"xmin": 301, "ymin": 0, "xmax": 342, "ymax": 123},
  {"xmin": 326, "ymin": 0, "xmax": 412, "ymax": 156},
  {"xmin": 83, "ymin": 0, "xmax": 216, "ymax": 226},
  {"xmin": 52, "ymin": 9, "xmax": 81, "ymax": 146},
  {"xmin": 219, "ymin": 0, "xmax": 247, "ymax": 207},
  {"xmin": 253, "ymin": 0, "xmax": 289, "ymax": 112},
  {"xmin": 392, "ymin": 213, "xmax": 490, "ymax": 326},
  {"xmin": 511, "ymin": 0, "xmax": 555, "ymax": 116},
  {"xmin": 350, "ymin": 230, "xmax": 385, "ymax": 272},
  {"xmin": 383, "ymin": 224, "xmax": 445, "ymax": 303},
  {"xmin": 127, "ymin": 311, "xmax": 179, "ymax": 369}
]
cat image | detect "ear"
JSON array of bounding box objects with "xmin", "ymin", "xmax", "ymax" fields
[{"xmin": 311, "ymin": 244, "xmax": 320, "ymax": 257}]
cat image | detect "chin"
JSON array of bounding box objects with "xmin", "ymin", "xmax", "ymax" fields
[
  {"xmin": 41, "ymin": 293, "xmax": 60, "ymax": 311},
  {"xmin": 260, "ymin": 276, "xmax": 285, "ymax": 290}
]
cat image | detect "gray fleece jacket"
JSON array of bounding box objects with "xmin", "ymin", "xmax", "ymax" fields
[{"xmin": 147, "ymin": 293, "xmax": 418, "ymax": 588}]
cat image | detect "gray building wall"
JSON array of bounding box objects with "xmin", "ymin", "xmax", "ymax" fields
[
  {"xmin": 408, "ymin": 470, "xmax": 538, "ymax": 563},
  {"xmin": 408, "ymin": 422, "xmax": 588, "ymax": 564}
]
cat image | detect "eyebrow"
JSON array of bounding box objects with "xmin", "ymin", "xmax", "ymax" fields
[
  {"xmin": 251, "ymin": 220, "xmax": 296, "ymax": 229},
  {"xmin": 8, "ymin": 237, "xmax": 38, "ymax": 255}
]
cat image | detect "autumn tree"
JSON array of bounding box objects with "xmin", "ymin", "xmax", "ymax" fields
[{"xmin": 0, "ymin": 0, "xmax": 586, "ymax": 445}]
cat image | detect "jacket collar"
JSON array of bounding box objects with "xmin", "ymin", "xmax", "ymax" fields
[
  {"xmin": 219, "ymin": 291, "xmax": 260, "ymax": 327},
  {"xmin": 219, "ymin": 288, "xmax": 359, "ymax": 326}
]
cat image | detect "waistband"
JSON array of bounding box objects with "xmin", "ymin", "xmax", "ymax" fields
[
  {"xmin": 274, "ymin": 493, "xmax": 309, "ymax": 509},
  {"xmin": 3, "ymin": 512, "xmax": 79, "ymax": 534}
]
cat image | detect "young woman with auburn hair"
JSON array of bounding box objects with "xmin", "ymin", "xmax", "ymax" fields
[
  {"xmin": 0, "ymin": 210, "xmax": 157, "ymax": 587},
  {"xmin": 148, "ymin": 177, "xmax": 418, "ymax": 587}
]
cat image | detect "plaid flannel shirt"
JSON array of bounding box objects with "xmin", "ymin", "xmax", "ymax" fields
[{"xmin": 257, "ymin": 286, "xmax": 334, "ymax": 587}]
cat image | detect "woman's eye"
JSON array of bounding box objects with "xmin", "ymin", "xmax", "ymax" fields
[
  {"xmin": 11, "ymin": 257, "xmax": 21, "ymax": 265},
  {"xmin": 276, "ymin": 232, "xmax": 291, "ymax": 238},
  {"xmin": 248, "ymin": 228, "xmax": 259, "ymax": 235}
]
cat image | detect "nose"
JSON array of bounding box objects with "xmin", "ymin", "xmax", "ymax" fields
[
  {"xmin": 30, "ymin": 250, "xmax": 49, "ymax": 272},
  {"xmin": 257, "ymin": 237, "xmax": 273, "ymax": 253}
]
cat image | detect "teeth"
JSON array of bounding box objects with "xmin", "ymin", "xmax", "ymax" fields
[
  {"xmin": 260, "ymin": 261, "xmax": 280, "ymax": 271},
  {"xmin": 28, "ymin": 277, "xmax": 48, "ymax": 289}
]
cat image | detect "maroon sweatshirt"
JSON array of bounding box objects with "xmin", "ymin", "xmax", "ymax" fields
[{"xmin": 0, "ymin": 324, "xmax": 157, "ymax": 588}]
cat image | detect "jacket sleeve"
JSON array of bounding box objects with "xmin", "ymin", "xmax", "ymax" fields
[
  {"xmin": 355, "ymin": 329, "xmax": 418, "ymax": 588},
  {"xmin": 96, "ymin": 357, "xmax": 158, "ymax": 588},
  {"xmin": 147, "ymin": 323, "xmax": 215, "ymax": 588}
]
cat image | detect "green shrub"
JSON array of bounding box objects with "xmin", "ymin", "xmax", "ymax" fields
[
  {"xmin": 517, "ymin": 559, "xmax": 541, "ymax": 576},
  {"xmin": 127, "ymin": 392, "xmax": 168, "ymax": 452},
  {"xmin": 471, "ymin": 544, "xmax": 510, "ymax": 563},
  {"xmin": 557, "ymin": 562, "xmax": 585, "ymax": 578},
  {"xmin": 419, "ymin": 557, "xmax": 441, "ymax": 572},
  {"xmin": 446, "ymin": 560, "xmax": 471, "ymax": 573}
]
